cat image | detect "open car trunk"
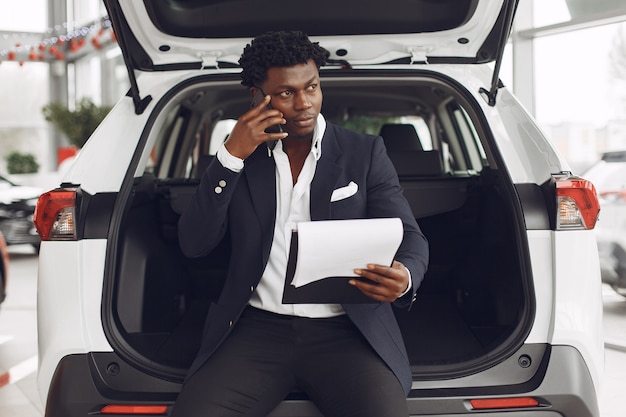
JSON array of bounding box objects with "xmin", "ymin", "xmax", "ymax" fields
[{"xmin": 107, "ymin": 71, "xmax": 532, "ymax": 381}]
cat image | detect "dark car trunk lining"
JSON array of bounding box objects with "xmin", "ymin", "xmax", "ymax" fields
[{"xmin": 113, "ymin": 169, "xmax": 523, "ymax": 373}]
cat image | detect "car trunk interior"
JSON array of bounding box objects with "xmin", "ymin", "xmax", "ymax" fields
[{"xmin": 109, "ymin": 74, "xmax": 529, "ymax": 379}]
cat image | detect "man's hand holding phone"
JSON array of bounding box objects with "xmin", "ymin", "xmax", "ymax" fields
[
  {"xmin": 251, "ymin": 89, "xmax": 284, "ymax": 134},
  {"xmin": 224, "ymin": 90, "xmax": 287, "ymax": 160}
]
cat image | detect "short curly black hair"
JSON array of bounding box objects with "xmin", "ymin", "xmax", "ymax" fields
[{"xmin": 239, "ymin": 31, "xmax": 330, "ymax": 88}]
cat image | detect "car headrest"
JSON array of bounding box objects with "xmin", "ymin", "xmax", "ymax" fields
[{"xmin": 379, "ymin": 124, "xmax": 423, "ymax": 151}]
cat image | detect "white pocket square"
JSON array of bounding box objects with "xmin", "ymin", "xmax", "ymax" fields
[{"xmin": 330, "ymin": 181, "xmax": 358, "ymax": 202}]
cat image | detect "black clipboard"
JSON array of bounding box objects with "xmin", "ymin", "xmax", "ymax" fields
[{"xmin": 281, "ymin": 232, "xmax": 374, "ymax": 304}]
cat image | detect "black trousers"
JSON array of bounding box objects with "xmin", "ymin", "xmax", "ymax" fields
[{"xmin": 170, "ymin": 306, "xmax": 409, "ymax": 417}]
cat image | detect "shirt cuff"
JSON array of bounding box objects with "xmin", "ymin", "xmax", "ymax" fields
[
  {"xmin": 216, "ymin": 143, "xmax": 244, "ymax": 173},
  {"xmin": 398, "ymin": 266, "xmax": 412, "ymax": 298}
]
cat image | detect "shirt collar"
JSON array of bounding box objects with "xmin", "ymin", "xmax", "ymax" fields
[{"xmin": 311, "ymin": 114, "xmax": 326, "ymax": 161}]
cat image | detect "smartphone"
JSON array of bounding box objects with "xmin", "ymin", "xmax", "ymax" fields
[{"xmin": 251, "ymin": 88, "xmax": 283, "ymax": 134}]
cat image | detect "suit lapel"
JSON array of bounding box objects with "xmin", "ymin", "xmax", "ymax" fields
[
  {"xmin": 311, "ymin": 126, "xmax": 343, "ymax": 221},
  {"xmin": 243, "ymin": 125, "xmax": 343, "ymax": 233}
]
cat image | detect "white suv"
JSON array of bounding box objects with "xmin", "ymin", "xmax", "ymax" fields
[{"xmin": 34, "ymin": 1, "xmax": 604, "ymax": 416}]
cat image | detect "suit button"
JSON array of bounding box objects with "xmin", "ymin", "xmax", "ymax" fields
[
  {"xmin": 214, "ymin": 186, "xmax": 223, "ymax": 194},
  {"xmin": 218, "ymin": 179, "xmax": 227, "ymax": 187},
  {"xmin": 250, "ymin": 286, "xmax": 254, "ymax": 292},
  {"xmin": 229, "ymin": 320, "xmax": 233, "ymax": 327}
]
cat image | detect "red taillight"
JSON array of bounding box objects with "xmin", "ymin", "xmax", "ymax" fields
[
  {"xmin": 100, "ymin": 405, "xmax": 169, "ymax": 415},
  {"xmin": 554, "ymin": 175, "xmax": 600, "ymax": 230},
  {"xmin": 33, "ymin": 189, "xmax": 77, "ymax": 241},
  {"xmin": 470, "ymin": 397, "xmax": 540, "ymax": 410}
]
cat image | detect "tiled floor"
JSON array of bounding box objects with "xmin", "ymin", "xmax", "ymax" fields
[
  {"xmin": 0, "ymin": 246, "xmax": 43, "ymax": 417},
  {"xmin": 0, "ymin": 376, "xmax": 43, "ymax": 417}
]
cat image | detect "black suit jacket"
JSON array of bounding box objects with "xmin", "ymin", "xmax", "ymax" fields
[{"xmin": 178, "ymin": 122, "xmax": 429, "ymax": 394}]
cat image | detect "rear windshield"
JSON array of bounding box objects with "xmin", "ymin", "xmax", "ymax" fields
[
  {"xmin": 143, "ymin": 76, "xmax": 488, "ymax": 180},
  {"xmin": 144, "ymin": 0, "xmax": 478, "ymax": 38}
]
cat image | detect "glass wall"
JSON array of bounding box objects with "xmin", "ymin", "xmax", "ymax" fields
[
  {"xmin": 0, "ymin": 0, "xmax": 49, "ymax": 174},
  {"xmin": 0, "ymin": 0, "xmax": 47, "ymax": 31},
  {"xmin": 535, "ymin": 23, "xmax": 626, "ymax": 172},
  {"xmin": 0, "ymin": 0, "xmax": 129, "ymax": 176},
  {"xmin": 527, "ymin": 0, "xmax": 626, "ymax": 173},
  {"xmin": 69, "ymin": 0, "xmax": 127, "ymax": 106}
]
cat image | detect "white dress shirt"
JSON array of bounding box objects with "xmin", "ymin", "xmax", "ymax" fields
[{"xmin": 217, "ymin": 114, "xmax": 345, "ymax": 318}]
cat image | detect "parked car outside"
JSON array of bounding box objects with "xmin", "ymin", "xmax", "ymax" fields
[
  {"xmin": 0, "ymin": 174, "xmax": 42, "ymax": 252},
  {"xmin": 0, "ymin": 230, "xmax": 8, "ymax": 308},
  {"xmin": 583, "ymin": 150, "xmax": 626, "ymax": 296},
  {"xmin": 34, "ymin": 0, "xmax": 604, "ymax": 416}
]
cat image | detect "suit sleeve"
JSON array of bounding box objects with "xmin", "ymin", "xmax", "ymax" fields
[
  {"xmin": 178, "ymin": 158, "xmax": 242, "ymax": 258},
  {"xmin": 366, "ymin": 136, "xmax": 429, "ymax": 309}
]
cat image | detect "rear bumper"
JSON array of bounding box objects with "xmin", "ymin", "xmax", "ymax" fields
[
  {"xmin": 43, "ymin": 345, "xmax": 599, "ymax": 417},
  {"xmin": 404, "ymin": 344, "xmax": 599, "ymax": 417}
]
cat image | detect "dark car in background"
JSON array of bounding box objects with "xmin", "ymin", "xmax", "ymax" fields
[
  {"xmin": 584, "ymin": 150, "xmax": 626, "ymax": 297},
  {"xmin": 0, "ymin": 174, "xmax": 42, "ymax": 251}
]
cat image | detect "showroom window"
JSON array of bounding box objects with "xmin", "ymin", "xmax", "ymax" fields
[
  {"xmin": 535, "ymin": 23, "xmax": 625, "ymax": 172},
  {"xmin": 0, "ymin": 0, "xmax": 50, "ymax": 173},
  {"xmin": 525, "ymin": 0, "xmax": 626, "ymax": 173}
]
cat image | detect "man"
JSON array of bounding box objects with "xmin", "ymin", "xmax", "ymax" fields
[{"xmin": 175, "ymin": 31, "xmax": 429, "ymax": 417}]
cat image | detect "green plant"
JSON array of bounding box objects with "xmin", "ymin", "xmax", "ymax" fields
[
  {"xmin": 42, "ymin": 98, "xmax": 112, "ymax": 148},
  {"xmin": 6, "ymin": 151, "xmax": 40, "ymax": 174}
]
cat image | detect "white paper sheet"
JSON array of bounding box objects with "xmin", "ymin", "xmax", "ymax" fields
[{"xmin": 290, "ymin": 218, "xmax": 403, "ymax": 288}]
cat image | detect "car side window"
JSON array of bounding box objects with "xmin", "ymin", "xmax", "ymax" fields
[{"xmin": 438, "ymin": 99, "xmax": 486, "ymax": 174}]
